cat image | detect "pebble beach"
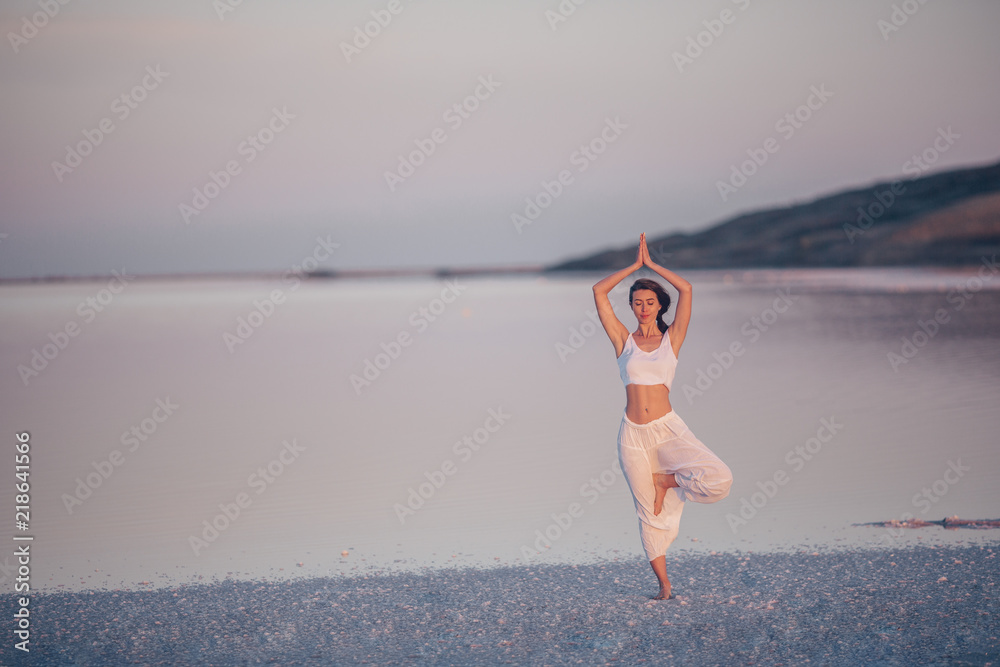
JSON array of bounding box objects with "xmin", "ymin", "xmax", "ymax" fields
[{"xmin": 4, "ymin": 544, "xmax": 997, "ymax": 666}]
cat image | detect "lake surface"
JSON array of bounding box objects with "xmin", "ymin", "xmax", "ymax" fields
[{"xmin": 2, "ymin": 267, "xmax": 999, "ymax": 591}]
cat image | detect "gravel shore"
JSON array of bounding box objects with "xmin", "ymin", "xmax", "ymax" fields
[{"xmin": 4, "ymin": 544, "xmax": 997, "ymax": 666}]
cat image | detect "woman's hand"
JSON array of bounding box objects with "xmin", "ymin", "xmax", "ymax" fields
[
  {"xmin": 635, "ymin": 231, "xmax": 692, "ymax": 355},
  {"xmin": 639, "ymin": 232, "xmax": 654, "ymax": 268}
]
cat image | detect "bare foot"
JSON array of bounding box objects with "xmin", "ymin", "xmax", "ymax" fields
[
  {"xmin": 653, "ymin": 586, "xmax": 675, "ymax": 600},
  {"xmin": 652, "ymin": 473, "xmax": 677, "ymax": 515}
]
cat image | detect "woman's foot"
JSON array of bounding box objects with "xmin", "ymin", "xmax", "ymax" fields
[
  {"xmin": 649, "ymin": 555, "xmax": 673, "ymax": 600},
  {"xmin": 652, "ymin": 473, "xmax": 678, "ymax": 515},
  {"xmin": 653, "ymin": 585, "xmax": 674, "ymax": 600}
]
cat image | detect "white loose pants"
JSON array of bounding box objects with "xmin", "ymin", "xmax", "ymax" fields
[{"xmin": 617, "ymin": 410, "xmax": 733, "ymax": 561}]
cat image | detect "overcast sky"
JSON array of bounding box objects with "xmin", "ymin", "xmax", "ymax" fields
[{"xmin": 1, "ymin": 0, "xmax": 998, "ymax": 279}]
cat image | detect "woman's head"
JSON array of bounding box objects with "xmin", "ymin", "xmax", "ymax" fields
[{"xmin": 628, "ymin": 279, "xmax": 671, "ymax": 333}]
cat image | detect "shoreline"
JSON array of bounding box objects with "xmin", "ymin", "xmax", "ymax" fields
[
  {"xmin": 5, "ymin": 543, "xmax": 997, "ymax": 665},
  {"xmin": 1, "ymin": 262, "xmax": 999, "ymax": 286},
  {"xmin": 27, "ymin": 522, "xmax": 1000, "ymax": 596}
]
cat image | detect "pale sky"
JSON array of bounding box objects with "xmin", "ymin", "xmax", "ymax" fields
[{"xmin": 1, "ymin": 0, "xmax": 999, "ymax": 279}]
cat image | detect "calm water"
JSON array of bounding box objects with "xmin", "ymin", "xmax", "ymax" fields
[{"xmin": 2, "ymin": 268, "xmax": 999, "ymax": 591}]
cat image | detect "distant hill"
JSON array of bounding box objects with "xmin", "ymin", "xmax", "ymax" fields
[{"xmin": 548, "ymin": 160, "xmax": 1000, "ymax": 270}]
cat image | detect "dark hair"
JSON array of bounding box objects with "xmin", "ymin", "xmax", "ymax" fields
[{"xmin": 628, "ymin": 279, "xmax": 672, "ymax": 334}]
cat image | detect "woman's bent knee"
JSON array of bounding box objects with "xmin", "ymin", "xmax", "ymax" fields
[
  {"xmin": 712, "ymin": 463, "xmax": 733, "ymax": 502},
  {"xmin": 710, "ymin": 469, "xmax": 734, "ymax": 502},
  {"xmin": 711, "ymin": 477, "xmax": 733, "ymax": 503},
  {"xmin": 693, "ymin": 467, "xmax": 733, "ymax": 503},
  {"xmin": 676, "ymin": 463, "xmax": 733, "ymax": 503}
]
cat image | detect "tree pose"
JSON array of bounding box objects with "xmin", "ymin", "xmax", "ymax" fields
[{"xmin": 593, "ymin": 233, "xmax": 733, "ymax": 599}]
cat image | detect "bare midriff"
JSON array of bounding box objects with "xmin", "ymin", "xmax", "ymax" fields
[{"xmin": 624, "ymin": 383, "xmax": 672, "ymax": 424}]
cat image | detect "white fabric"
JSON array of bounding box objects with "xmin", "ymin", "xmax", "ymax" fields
[
  {"xmin": 617, "ymin": 410, "xmax": 733, "ymax": 561},
  {"xmin": 616, "ymin": 327, "xmax": 677, "ymax": 389}
]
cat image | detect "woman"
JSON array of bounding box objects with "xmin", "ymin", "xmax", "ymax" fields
[{"xmin": 593, "ymin": 233, "xmax": 733, "ymax": 600}]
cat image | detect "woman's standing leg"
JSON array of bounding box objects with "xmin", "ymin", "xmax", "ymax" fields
[
  {"xmin": 618, "ymin": 415, "xmax": 685, "ymax": 598},
  {"xmin": 649, "ymin": 556, "xmax": 673, "ymax": 599}
]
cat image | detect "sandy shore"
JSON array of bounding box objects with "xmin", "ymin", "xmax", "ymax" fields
[{"xmin": 4, "ymin": 544, "xmax": 997, "ymax": 666}]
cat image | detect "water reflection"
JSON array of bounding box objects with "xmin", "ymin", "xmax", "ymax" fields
[{"xmin": 1, "ymin": 268, "xmax": 997, "ymax": 590}]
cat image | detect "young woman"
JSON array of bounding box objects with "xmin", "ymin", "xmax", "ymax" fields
[{"xmin": 593, "ymin": 233, "xmax": 733, "ymax": 600}]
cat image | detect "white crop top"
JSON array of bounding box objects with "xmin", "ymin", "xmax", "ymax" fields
[{"xmin": 617, "ymin": 328, "xmax": 677, "ymax": 389}]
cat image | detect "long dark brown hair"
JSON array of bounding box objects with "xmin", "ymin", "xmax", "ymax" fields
[{"xmin": 628, "ymin": 279, "xmax": 672, "ymax": 334}]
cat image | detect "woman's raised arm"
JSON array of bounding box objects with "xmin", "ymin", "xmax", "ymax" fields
[
  {"xmin": 639, "ymin": 237, "xmax": 692, "ymax": 357},
  {"xmin": 592, "ymin": 235, "xmax": 644, "ymax": 357}
]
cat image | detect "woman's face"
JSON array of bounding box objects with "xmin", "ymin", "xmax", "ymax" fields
[{"xmin": 631, "ymin": 289, "xmax": 659, "ymax": 325}]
